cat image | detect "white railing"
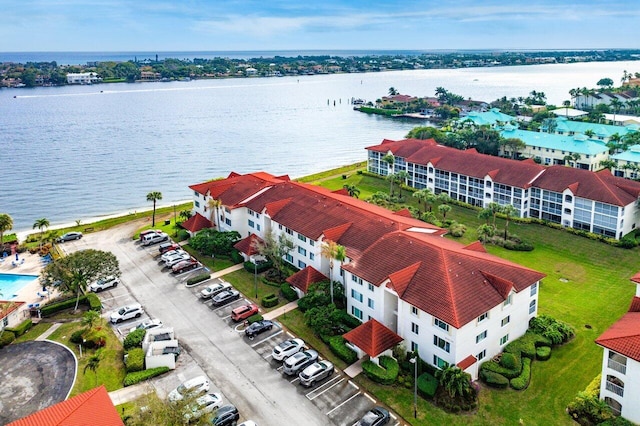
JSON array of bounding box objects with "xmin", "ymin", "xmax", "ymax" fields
[
  {"xmin": 608, "ymin": 359, "xmax": 627, "ymax": 375},
  {"xmin": 606, "ymin": 381, "xmax": 624, "ymax": 397}
]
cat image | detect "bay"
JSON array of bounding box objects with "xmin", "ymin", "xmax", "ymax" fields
[{"xmin": 1, "ymin": 60, "xmax": 637, "ymax": 232}]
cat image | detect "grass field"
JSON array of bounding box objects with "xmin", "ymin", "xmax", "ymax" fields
[
  {"xmin": 222, "ymin": 269, "xmax": 289, "ymax": 312},
  {"xmin": 12, "ymin": 322, "xmax": 52, "ymax": 343},
  {"xmin": 299, "ymin": 167, "xmax": 638, "ymax": 425}
]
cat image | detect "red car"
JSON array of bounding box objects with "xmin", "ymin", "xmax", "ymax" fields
[
  {"xmin": 231, "ymin": 303, "xmax": 259, "ymax": 322},
  {"xmin": 172, "ymin": 259, "xmax": 199, "ymax": 274},
  {"xmin": 159, "ymin": 242, "xmax": 180, "ymax": 254}
]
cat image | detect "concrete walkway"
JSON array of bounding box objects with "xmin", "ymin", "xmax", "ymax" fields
[
  {"xmin": 343, "ymin": 357, "xmax": 364, "ymax": 378},
  {"xmin": 108, "ymin": 383, "xmax": 153, "ymax": 406},
  {"xmin": 211, "ymin": 264, "xmax": 244, "ymax": 279},
  {"xmin": 36, "ymin": 323, "xmax": 62, "ymax": 341},
  {"xmin": 263, "ymin": 300, "xmax": 298, "ymax": 321}
]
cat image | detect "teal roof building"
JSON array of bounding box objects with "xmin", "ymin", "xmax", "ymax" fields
[
  {"xmin": 459, "ymin": 108, "xmax": 516, "ymax": 126},
  {"xmin": 612, "ymin": 145, "xmax": 640, "ymax": 164},
  {"xmin": 501, "ymin": 128, "xmax": 609, "ymax": 156},
  {"xmin": 550, "ymin": 117, "xmax": 635, "ymax": 140}
]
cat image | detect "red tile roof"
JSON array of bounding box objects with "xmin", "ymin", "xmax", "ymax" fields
[
  {"xmin": 233, "ymin": 233, "xmax": 264, "ymax": 257},
  {"xmin": 343, "ymin": 231, "xmax": 545, "ymax": 328},
  {"xmin": 596, "ymin": 308, "xmax": 640, "ymax": 362},
  {"xmin": 8, "ymin": 386, "xmax": 123, "ymax": 426},
  {"xmin": 457, "ymin": 355, "xmax": 477, "ymax": 370},
  {"xmin": 1, "ymin": 301, "xmax": 25, "ymax": 320},
  {"xmin": 285, "ymin": 266, "xmax": 328, "ymax": 293},
  {"xmin": 463, "ymin": 241, "xmax": 487, "ymax": 253},
  {"xmin": 630, "ymin": 271, "xmax": 640, "ymax": 284},
  {"xmin": 180, "ymin": 212, "xmax": 212, "ymax": 233},
  {"xmin": 343, "ymin": 319, "xmax": 404, "ymax": 358},
  {"xmin": 189, "ymin": 172, "xmax": 287, "ymax": 208},
  {"xmin": 629, "ymin": 296, "xmax": 640, "ymax": 313}
]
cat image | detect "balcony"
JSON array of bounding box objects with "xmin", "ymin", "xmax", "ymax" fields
[
  {"xmin": 606, "ymin": 381, "xmax": 624, "ymax": 397},
  {"xmin": 608, "ymin": 359, "xmax": 627, "ymax": 375}
]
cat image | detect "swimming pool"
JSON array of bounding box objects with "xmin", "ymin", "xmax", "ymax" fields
[{"xmin": 0, "ymin": 273, "xmax": 39, "ymax": 300}]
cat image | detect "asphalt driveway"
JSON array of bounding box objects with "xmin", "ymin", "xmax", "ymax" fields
[{"xmin": 0, "ymin": 341, "xmax": 76, "ymax": 424}]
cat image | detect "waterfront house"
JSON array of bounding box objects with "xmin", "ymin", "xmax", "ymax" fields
[
  {"xmin": 457, "ymin": 108, "xmax": 516, "ymax": 128},
  {"xmin": 366, "ymin": 138, "xmax": 640, "ymax": 239},
  {"xmin": 544, "ymin": 117, "xmax": 634, "ymax": 142},
  {"xmin": 66, "ymin": 72, "xmax": 101, "ymax": 84},
  {"xmin": 574, "ymin": 91, "xmax": 637, "ymax": 110},
  {"xmin": 188, "ymin": 171, "xmax": 544, "ymax": 379},
  {"xmin": 595, "ymin": 274, "xmax": 640, "ymax": 423}
]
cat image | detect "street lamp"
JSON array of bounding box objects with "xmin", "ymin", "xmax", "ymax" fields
[
  {"xmin": 409, "ymin": 356, "xmax": 418, "ymax": 418},
  {"xmin": 251, "ymin": 256, "xmax": 258, "ymax": 299}
]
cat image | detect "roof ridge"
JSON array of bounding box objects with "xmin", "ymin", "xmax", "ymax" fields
[
  {"xmin": 440, "ymin": 245, "xmax": 460, "ymax": 327},
  {"xmin": 593, "ymin": 170, "xmax": 625, "ymax": 206}
]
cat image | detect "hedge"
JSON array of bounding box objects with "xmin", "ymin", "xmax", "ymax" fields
[
  {"xmin": 41, "ymin": 295, "xmax": 88, "ymax": 316},
  {"xmin": 261, "ymin": 293, "xmax": 279, "ymax": 308},
  {"xmin": 0, "ymin": 330, "xmax": 15, "ymax": 348},
  {"xmin": 500, "ymin": 352, "xmax": 519, "ymax": 370},
  {"xmin": 510, "ymin": 358, "xmax": 532, "ymax": 390},
  {"xmin": 70, "ymin": 329, "xmax": 86, "ymax": 344},
  {"xmin": 86, "ymin": 293, "xmax": 102, "ymax": 311},
  {"xmin": 327, "ymin": 335, "xmax": 357, "ymax": 364},
  {"xmin": 280, "ymin": 283, "xmax": 298, "ymax": 302},
  {"xmin": 479, "ymin": 369, "xmax": 509, "ymax": 389},
  {"xmin": 126, "ymin": 348, "xmax": 145, "ymax": 373},
  {"xmin": 187, "ymin": 273, "xmax": 210, "ymax": 286},
  {"xmin": 123, "ymin": 366, "xmax": 170, "ymax": 387},
  {"xmin": 417, "ymin": 372, "xmax": 439, "ymax": 398},
  {"xmin": 5, "ymin": 319, "xmax": 33, "ymax": 336},
  {"xmin": 247, "ymin": 314, "xmax": 263, "ymax": 324},
  {"xmin": 123, "ymin": 329, "xmax": 146, "ymax": 350},
  {"xmin": 83, "ymin": 328, "xmax": 107, "ymax": 349},
  {"xmin": 480, "ymin": 359, "xmax": 521, "ymax": 380},
  {"xmin": 536, "ymin": 346, "xmax": 551, "ymax": 361},
  {"xmin": 362, "ymin": 355, "xmax": 399, "ymax": 385},
  {"xmin": 243, "ymin": 260, "xmax": 273, "ymax": 274}
]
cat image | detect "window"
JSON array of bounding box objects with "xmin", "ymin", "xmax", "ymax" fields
[
  {"xmin": 248, "ymin": 220, "xmax": 255, "ymax": 228},
  {"xmin": 368, "ymin": 298, "xmax": 374, "ymax": 309},
  {"xmin": 433, "ymin": 355, "xmax": 448, "ymax": 369},
  {"xmin": 225, "ymin": 218, "xmax": 231, "ymax": 226},
  {"xmin": 476, "ymin": 330, "xmax": 487, "ymax": 344},
  {"xmin": 411, "ymin": 341, "xmax": 419, "ymax": 352},
  {"xmin": 278, "ymin": 224, "xmax": 283, "ymax": 230},
  {"xmin": 434, "ymin": 318, "xmax": 449, "ymax": 331},
  {"xmin": 285, "ymin": 227, "xmax": 293, "ymax": 236},
  {"xmin": 352, "ymin": 275, "xmax": 358, "ymax": 282},
  {"xmin": 351, "ymin": 306, "xmax": 363, "ymax": 320},
  {"xmin": 285, "ymin": 254, "xmax": 293, "ymax": 263},
  {"xmin": 256, "ymin": 224, "xmax": 261, "ymax": 231},
  {"xmin": 298, "ymin": 260, "xmax": 306, "ymax": 269},
  {"xmin": 478, "ymin": 312, "xmax": 488, "ymax": 323},
  {"xmin": 351, "ymin": 289, "xmax": 363, "ymax": 303},
  {"xmin": 194, "ymin": 191, "xmax": 199, "ymax": 197},
  {"xmin": 529, "ymin": 299, "xmax": 536, "ymax": 314},
  {"xmin": 309, "ymin": 253, "xmax": 314, "ymax": 261},
  {"xmin": 477, "ymin": 350, "xmax": 486, "ymax": 361},
  {"xmin": 256, "ymin": 214, "xmax": 260, "ymax": 219},
  {"xmin": 411, "ymin": 322, "xmax": 419, "ymax": 335},
  {"xmin": 500, "ymin": 334, "xmax": 509, "ymax": 345},
  {"xmin": 195, "ymin": 201, "xmax": 200, "ymax": 208},
  {"xmin": 501, "ymin": 316, "xmax": 510, "ymax": 327},
  {"xmin": 530, "ymin": 283, "xmax": 538, "ymax": 296},
  {"xmin": 411, "ymin": 306, "xmax": 419, "ymax": 316},
  {"xmin": 368, "ymin": 283, "xmax": 374, "ymax": 292},
  {"xmin": 503, "ymin": 293, "xmax": 513, "ymax": 306},
  {"xmin": 309, "ymin": 240, "xmax": 314, "ymax": 246},
  {"xmin": 433, "ymin": 335, "xmax": 450, "ymax": 353},
  {"xmin": 248, "ymin": 210, "xmax": 255, "ymax": 216},
  {"xmin": 298, "ymin": 234, "xmax": 307, "ymax": 242},
  {"xmin": 297, "ymin": 246, "xmax": 307, "ymax": 256}
]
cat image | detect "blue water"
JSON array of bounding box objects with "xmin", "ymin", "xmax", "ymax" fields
[
  {"xmin": 0, "ymin": 273, "xmax": 39, "ymax": 299},
  {"xmin": 1, "ymin": 60, "xmax": 638, "ymax": 232}
]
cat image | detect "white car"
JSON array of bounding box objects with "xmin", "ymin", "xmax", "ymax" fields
[
  {"xmin": 142, "ymin": 232, "xmax": 169, "ymax": 246},
  {"xmin": 299, "ymin": 360, "xmax": 334, "ymax": 387},
  {"xmin": 272, "ymin": 338, "xmax": 304, "ymax": 361},
  {"xmin": 238, "ymin": 422, "xmax": 258, "ymax": 426},
  {"xmin": 184, "ymin": 393, "xmax": 223, "ymax": 421},
  {"xmin": 200, "ymin": 281, "xmax": 232, "ymax": 299},
  {"xmin": 164, "ymin": 252, "xmax": 191, "ymax": 267},
  {"xmin": 129, "ymin": 319, "xmax": 163, "ymax": 334},
  {"xmin": 168, "ymin": 376, "xmax": 210, "ymax": 402},
  {"xmin": 89, "ymin": 276, "xmax": 119, "ymax": 292},
  {"xmin": 109, "ymin": 303, "xmax": 144, "ymax": 324},
  {"xmin": 161, "ymin": 249, "xmax": 185, "ymax": 262}
]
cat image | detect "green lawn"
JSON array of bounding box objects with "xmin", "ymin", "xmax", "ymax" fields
[
  {"xmin": 181, "ymin": 244, "xmax": 235, "ymax": 272},
  {"xmin": 47, "ymin": 321, "xmax": 126, "ymax": 396},
  {"xmin": 13, "ymin": 322, "xmax": 52, "ymax": 343},
  {"xmin": 222, "ymin": 269, "xmax": 288, "ymax": 312},
  {"xmin": 300, "ymin": 170, "xmax": 638, "ymax": 425}
]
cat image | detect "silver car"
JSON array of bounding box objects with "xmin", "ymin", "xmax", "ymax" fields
[
  {"xmin": 272, "ymin": 338, "xmax": 304, "ymax": 361},
  {"xmin": 299, "ymin": 360, "xmax": 334, "ymax": 387},
  {"xmin": 283, "ymin": 349, "xmax": 318, "ymax": 376}
]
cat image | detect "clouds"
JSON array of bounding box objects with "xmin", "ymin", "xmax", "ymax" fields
[{"xmin": 2, "ymin": 0, "xmax": 640, "ymax": 51}]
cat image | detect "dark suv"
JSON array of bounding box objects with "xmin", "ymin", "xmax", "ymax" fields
[{"xmin": 212, "ymin": 404, "xmax": 239, "ymax": 426}]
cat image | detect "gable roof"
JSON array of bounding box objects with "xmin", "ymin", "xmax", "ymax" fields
[
  {"xmin": 180, "ymin": 212, "xmax": 212, "ymax": 233},
  {"xmin": 343, "ymin": 319, "xmax": 404, "ymax": 358},
  {"xmin": 457, "ymin": 354, "xmax": 477, "ymax": 370},
  {"xmin": 8, "ymin": 386, "xmax": 123, "ymax": 426},
  {"xmin": 1, "ymin": 301, "xmax": 25, "ymax": 320},
  {"xmin": 596, "ymin": 298, "xmax": 640, "ymax": 362},
  {"xmin": 188, "ymin": 172, "xmax": 286, "ymax": 208},
  {"xmin": 285, "ymin": 266, "xmax": 328, "ymax": 294},
  {"xmin": 342, "ymin": 231, "xmax": 545, "ymax": 328},
  {"xmin": 233, "ymin": 233, "xmax": 263, "ymax": 257}
]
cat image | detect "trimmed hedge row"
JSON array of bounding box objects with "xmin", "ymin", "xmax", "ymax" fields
[
  {"xmin": 280, "ymin": 284, "xmax": 298, "ymax": 302},
  {"xmin": 41, "ymin": 296, "xmax": 88, "ymax": 316},
  {"xmin": 536, "ymin": 346, "xmax": 551, "ymax": 361},
  {"xmin": 261, "ymin": 293, "xmax": 278, "ymax": 308},
  {"xmin": 126, "ymin": 348, "xmax": 145, "ymax": 373},
  {"xmin": 243, "ymin": 261, "xmax": 273, "ymax": 274},
  {"xmin": 123, "ymin": 329, "xmax": 146, "ymax": 350},
  {"xmin": 187, "ymin": 273, "xmax": 210, "ymax": 286},
  {"xmin": 123, "ymin": 366, "xmax": 170, "ymax": 387},
  {"xmin": 362, "ymin": 355, "xmax": 399, "ymax": 385},
  {"xmin": 5, "ymin": 319, "xmax": 33, "ymax": 337},
  {"xmin": 87, "ymin": 293, "xmax": 102, "ymax": 311},
  {"xmin": 247, "ymin": 314, "xmax": 263, "ymax": 324},
  {"xmin": 510, "ymin": 358, "xmax": 532, "ymax": 390},
  {"xmin": 480, "ymin": 369, "xmax": 509, "ymax": 389},
  {"xmin": 327, "ymin": 335, "xmax": 357, "ymax": 364},
  {"xmin": 417, "ymin": 372, "xmax": 439, "ymax": 398},
  {"xmin": 0, "ymin": 330, "xmax": 15, "ymax": 348}
]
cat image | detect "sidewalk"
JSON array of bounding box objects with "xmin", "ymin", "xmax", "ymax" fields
[
  {"xmin": 343, "ymin": 357, "xmax": 364, "ymax": 378},
  {"xmin": 36, "ymin": 323, "xmax": 62, "ymax": 341},
  {"xmin": 263, "ymin": 300, "xmax": 298, "ymax": 321},
  {"xmin": 211, "ymin": 264, "xmax": 244, "ymax": 279},
  {"xmin": 108, "ymin": 383, "xmax": 153, "ymax": 406}
]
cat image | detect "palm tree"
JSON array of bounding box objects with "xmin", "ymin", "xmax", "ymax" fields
[
  {"xmin": 610, "ymin": 98, "xmax": 623, "ymax": 123},
  {"xmin": 501, "ymin": 204, "xmax": 518, "ymax": 239},
  {"xmin": 207, "ymin": 198, "xmax": 222, "ymax": 229},
  {"xmin": 487, "ymin": 202, "xmax": 501, "ymax": 228},
  {"xmin": 84, "ymin": 350, "xmax": 102, "ymax": 386},
  {"xmin": 436, "ymin": 365, "xmax": 472, "ymax": 399},
  {"xmin": 334, "ymin": 244, "xmax": 347, "ymax": 297},
  {"xmin": 0, "ymin": 213, "xmax": 13, "ymax": 245},
  {"xmin": 33, "ymin": 217, "xmax": 50, "ymax": 248},
  {"xmin": 342, "ymin": 184, "xmax": 360, "ymax": 198},
  {"xmin": 412, "ymin": 188, "xmax": 435, "ymax": 213},
  {"xmin": 386, "ymin": 173, "xmax": 398, "ymax": 197},
  {"xmin": 438, "ymin": 204, "xmax": 452, "ymax": 220},
  {"xmin": 81, "ymin": 310, "xmax": 102, "ymax": 330},
  {"xmin": 395, "ymin": 171, "xmax": 410, "ymax": 200},
  {"xmin": 381, "ymin": 153, "xmax": 395, "ymax": 176},
  {"xmin": 584, "ymin": 129, "xmax": 595, "ymax": 139},
  {"xmin": 599, "ymin": 159, "xmax": 617, "ymax": 171},
  {"xmin": 146, "ymin": 191, "xmax": 162, "ymax": 227},
  {"xmin": 321, "ymin": 240, "xmax": 340, "ymax": 305},
  {"xmin": 179, "ymin": 210, "xmax": 192, "ymax": 222},
  {"xmin": 477, "ymin": 208, "xmax": 492, "ymax": 226},
  {"xmin": 422, "ymin": 211, "xmax": 438, "ymax": 224},
  {"xmin": 607, "ymin": 133, "xmax": 623, "ymax": 154},
  {"xmin": 388, "ymin": 87, "xmax": 398, "ymax": 96}
]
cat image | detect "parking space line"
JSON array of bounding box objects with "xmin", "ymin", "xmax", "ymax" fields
[
  {"xmin": 100, "ymin": 294, "xmax": 130, "ymax": 302},
  {"xmin": 305, "ymin": 375, "xmax": 341, "ymax": 397},
  {"xmin": 326, "ymin": 392, "xmax": 361, "ymax": 416},
  {"xmin": 264, "ymin": 353, "xmax": 273, "ymax": 359},
  {"xmin": 250, "ymin": 329, "xmax": 282, "ymax": 347},
  {"xmin": 348, "ymin": 380, "xmax": 359, "ymax": 390},
  {"xmin": 289, "ymin": 377, "xmax": 300, "ymax": 384},
  {"xmin": 276, "ymin": 366, "xmax": 284, "ymax": 372},
  {"xmin": 306, "ymin": 377, "xmax": 344, "ymax": 400},
  {"xmin": 363, "ymin": 392, "xmax": 376, "ymax": 403},
  {"xmin": 222, "ymin": 314, "xmax": 232, "ymax": 319},
  {"xmin": 286, "ymin": 332, "xmax": 294, "ymax": 338}
]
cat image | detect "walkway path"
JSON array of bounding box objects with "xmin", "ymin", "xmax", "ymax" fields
[
  {"xmin": 263, "ymin": 300, "xmax": 298, "ymax": 321},
  {"xmin": 211, "ymin": 264, "xmax": 244, "ymax": 278},
  {"xmin": 35, "ymin": 323, "xmax": 62, "ymax": 341},
  {"xmin": 343, "ymin": 357, "xmax": 364, "ymax": 378},
  {"xmin": 108, "ymin": 383, "xmax": 153, "ymax": 406}
]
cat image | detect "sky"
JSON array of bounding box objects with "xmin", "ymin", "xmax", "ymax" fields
[{"xmin": 2, "ymin": 0, "xmax": 640, "ymax": 52}]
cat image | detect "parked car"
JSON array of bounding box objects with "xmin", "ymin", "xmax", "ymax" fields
[
  {"xmin": 211, "ymin": 404, "xmax": 240, "ymax": 426},
  {"xmin": 282, "ymin": 349, "xmax": 318, "ymax": 376},
  {"xmin": 143, "ymin": 231, "xmax": 169, "ymax": 246},
  {"xmin": 172, "ymin": 259, "xmax": 200, "ymax": 274},
  {"xmin": 164, "ymin": 252, "xmax": 191, "ymax": 268},
  {"xmin": 89, "ymin": 275, "xmax": 119, "ymax": 292},
  {"xmin": 271, "ymin": 338, "xmax": 304, "ymax": 361},
  {"xmin": 168, "ymin": 376, "xmax": 210, "ymax": 402},
  {"xmin": 355, "ymin": 407, "xmax": 390, "ymax": 426},
  {"xmin": 183, "ymin": 393, "xmax": 223, "ymax": 421},
  {"xmin": 109, "ymin": 303, "xmax": 144, "ymax": 324},
  {"xmin": 200, "ymin": 281, "xmax": 232, "ymax": 299},
  {"xmin": 139, "ymin": 229, "xmax": 162, "ymax": 241},
  {"xmin": 299, "ymin": 360, "xmax": 334, "ymax": 387},
  {"xmin": 211, "ymin": 289, "xmax": 240, "ymax": 307},
  {"xmin": 244, "ymin": 320, "xmax": 274, "ymax": 338},
  {"xmin": 158, "ymin": 242, "xmax": 180, "ymax": 254},
  {"xmin": 231, "ymin": 303, "xmax": 259, "ymax": 322},
  {"xmin": 238, "ymin": 422, "xmax": 258, "ymax": 426},
  {"xmin": 56, "ymin": 232, "xmax": 82, "ymax": 243},
  {"xmin": 161, "ymin": 248, "xmax": 185, "ymax": 262},
  {"xmin": 129, "ymin": 318, "xmax": 163, "ymax": 333}
]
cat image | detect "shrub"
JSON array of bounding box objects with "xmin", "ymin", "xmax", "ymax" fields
[
  {"xmin": 86, "ymin": 293, "xmax": 102, "ymax": 312},
  {"xmin": 504, "ymin": 331, "xmax": 550, "ymax": 359},
  {"xmin": 598, "ymin": 417, "xmax": 635, "ymax": 426},
  {"xmin": 510, "ymin": 358, "xmax": 532, "ymax": 390},
  {"xmin": 417, "ymin": 372, "xmax": 439, "ymax": 398},
  {"xmin": 6, "ymin": 319, "xmax": 33, "ymax": 336},
  {"xmin": 243, "ymin": 260, "xmax": 273, "ymax": 274},
  {"xmin": 70, "ymin": 329, "xmax": 86, "ymax": 344},
  {"xmin": 247, "ymin": 314, "xmax": 263, "ymax": 324},
  {"xmin": 333, "ymin": 309, "xmax": 362, "ymax": 330},
  {"xmin": 126, "ymin": 348, "xmax": 145, "ymax": 373},
  {"xmin": 41, "ymin": 295, "xmax": 89, "ymax": 316},
  {"xmin": 123, "ymin": 329, "xmax": 146, "ymax": 350},
  {"xmin": 500, "ymin": 352, "xmax": 519, "ymax": 370},
  {"xmin": 280, "ymin": 283, "xmax": 298, "ymax": 302},
  {"xmin": 362, "ymin": 355, "xmax": 399, "ymax": 385},
  {"xmin": 187, "ymin": 273, "xmax": 210, "ymax": 286},
  {"xmin": 123, "ymin": 366, "xmax": 170, "ymax": 386},
  {"xmin": 230, "ymin": 249, "xmax": 243, "ymax": 264},
  {"xmin": 261, "ymin": 293, "xmax": 279, "ymax": 308},
  {"xmin": 83, "ymin": 328, "xmax": 107, "ymax": 349},
  {"xmin": 0, "ymin": 330, "xmax": 15, "ymax": 348},
  {"xmin": 480, "ymin": 359, "xmax": 521, "ymax": 379},
  {"xmin": 529, "ymin": 314, "xmax": 575, "ymax": 344},
  {"xmin": 327, "ymin": 335, "xmax": 357, "ymax": 364},
  {"xmin": 567, "ymin": 391, "xmax": 615, "ymax": 425},
  {"xmin": 480, "ymin": 369, "xmax": 509, "ymax": 388},
  {"xmin": 536, "ymin": 346, "xmax": 551, "ymax": 361}
]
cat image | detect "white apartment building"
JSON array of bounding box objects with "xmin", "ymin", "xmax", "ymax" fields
[{"xmin": 66, "ymin": 72, "xmax": 101, "ymax": 84}]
